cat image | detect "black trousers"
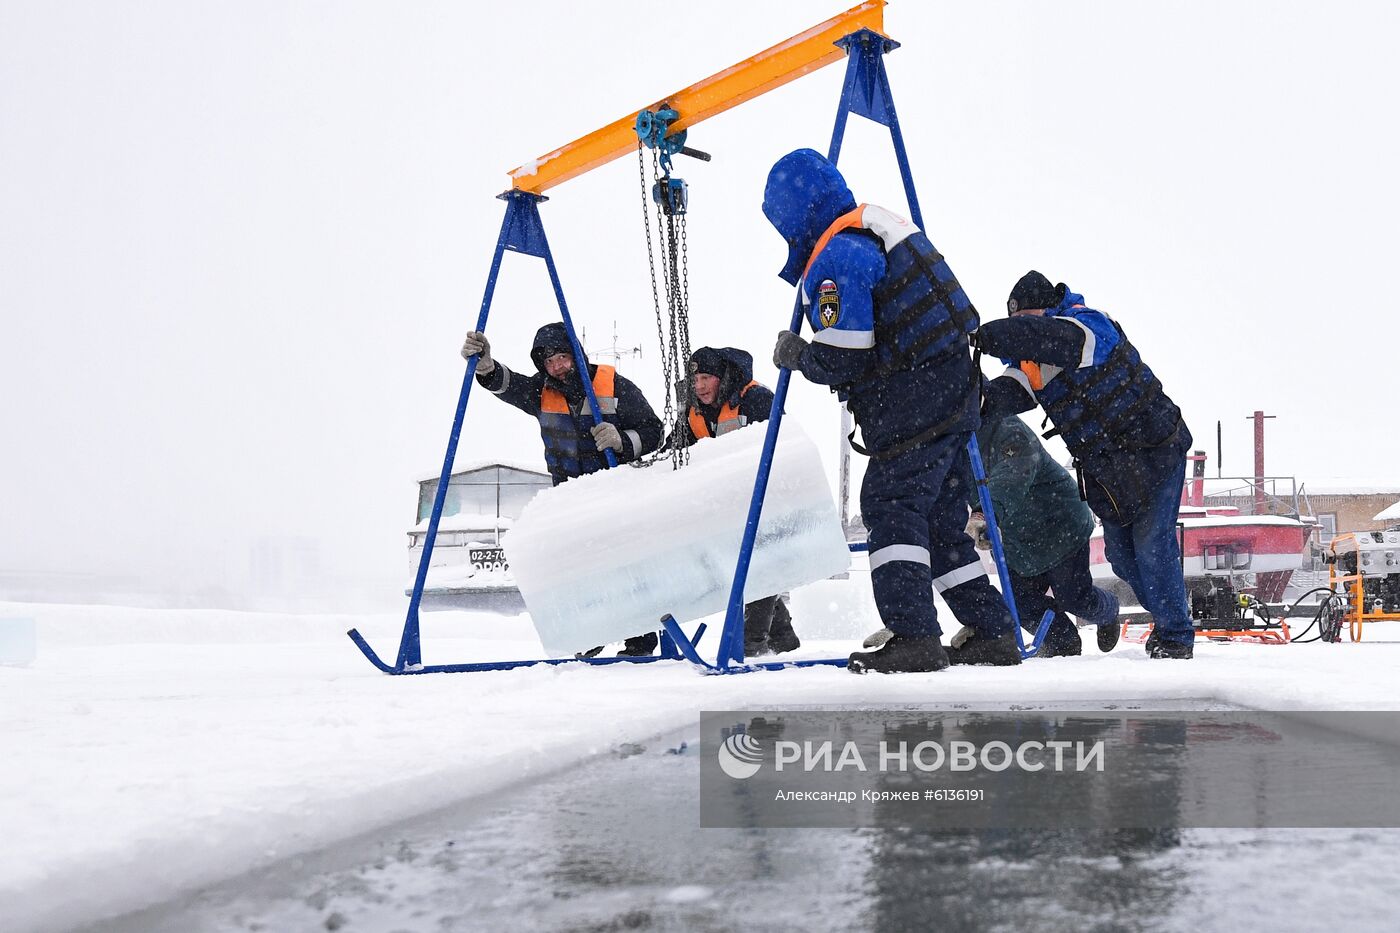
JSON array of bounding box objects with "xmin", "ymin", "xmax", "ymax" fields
[{"xmin": 1008, "ymin": 540, "xmax": 1120, "ymax": 652}]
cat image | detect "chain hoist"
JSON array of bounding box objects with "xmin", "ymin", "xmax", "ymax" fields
[{"xmin": 633, "ymin": 107, "xmax": 710, "ymax": 469}]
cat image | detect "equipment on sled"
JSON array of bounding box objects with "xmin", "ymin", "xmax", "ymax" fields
[
  {"xmin": 1186, "ymin": 576, "xmax": 1291, "ymax": 644},
  {"xmin": 348, "ymin": 2, "xmax": 1054, "ymax": 676},
  {"xmin": 1117, "ymin": 573, "xmax": 1292, "ymax": 646},
  {"xmin": 1323, "ymin": 531, "xmax": 1400, "ymax": 641}
]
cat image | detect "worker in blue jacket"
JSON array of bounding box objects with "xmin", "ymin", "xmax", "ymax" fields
[
  {"xmin": 976, "ymin": 272, "xmax": 1194, "ymax": 659},
  {"xmin": 461, "ymin": 321, "xmax": 664, "ymax": 655},
  {"xmin": 763, "ymin": 148, "xmax": 1017, "ymax": 673},
  {"xmin": 665, "ymin": 346, "xmax": 799, "ymax": 656}
]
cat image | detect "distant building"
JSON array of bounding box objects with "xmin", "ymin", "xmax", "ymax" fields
[
  {"xmin": 407, "ymin": 461, "xmax": 552, "ymax": 611},
  {"xmin": 1303, "ymin": 487, "xmax": 1400, "ymax": 543},
  {"xmin": 1200, "ymin": 480, "xmax": 1399, "ymax": 545},
  {"xmin": 410, "ymin": 461, "xmax": 552, "ymax": 549}
]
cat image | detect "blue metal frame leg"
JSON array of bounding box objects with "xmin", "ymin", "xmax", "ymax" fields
[
  {"xmin": 966, "ymin": 436, "xmax": 1054, "ymax": 658},
  {"xmin": 349, "ymin": 190, "xmax": 617, "ymax": 675}
]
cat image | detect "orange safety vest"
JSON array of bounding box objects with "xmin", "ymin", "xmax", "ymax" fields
[
  {"xmin": 539, "ymin": 365, "xmax": 618, "ymax": 416},
  {"xmin": 688, "ymin": 380, "xmax": 758, "ymax": 439}
]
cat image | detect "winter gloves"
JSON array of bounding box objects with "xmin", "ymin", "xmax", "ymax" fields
[
  {"xmin": 965, "ymin": 512, "xmax": 992, "ymax": 550},
  {"xmin": 772, "ymin": 330, "xmax": 808, "ymax": 371},
  {"xmin": 590, "ymin": 421, "xmax": 623, "ymax": 453},
  {"xmin": 460, "ymin": 331, "xmax": 494, "ymax": 374}
]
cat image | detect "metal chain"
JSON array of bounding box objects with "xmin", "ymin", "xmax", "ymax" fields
[
  {"xmin": 663, "ymin": 208, "xmax": 684, "ymax": 468},
  {"xmin": 653, "ymin": 152, "xmax": 683, "ymax": 470},
  {"xmin": 678, "ymin": 213, "xmax": 693, "ymax": 413},
  {"xmin": 637, "ymin": 145, "xmax": 675, "ymax": 464},
  {"xmin": 668, "ymin": 214, "xmax": 692, "ymax": 468},
  {"xmin": 634, "ymin": 145, "xmax": 694, "ymax": 469}
]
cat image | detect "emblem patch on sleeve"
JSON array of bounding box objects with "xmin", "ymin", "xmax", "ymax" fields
[{"xmin": 816, "ymin": 278, "xmax": 841, "ymax": 327}]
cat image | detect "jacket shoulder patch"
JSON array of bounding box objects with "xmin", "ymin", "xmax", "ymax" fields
[{"xmin": 816, "ymin": 278, "xmax": 840, "ymax": 328}]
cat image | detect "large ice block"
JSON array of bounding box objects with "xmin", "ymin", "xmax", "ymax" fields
[{"xmin": 506, "ymin": 420, "xmax": 851, "ymax": 656}]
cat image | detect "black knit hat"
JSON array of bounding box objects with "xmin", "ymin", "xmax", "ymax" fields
[
  {"xmin": 1007, "ymin": 270, "xmax": 1066, "ymax": 315},
  {"xmin": 689, "ymin": 347, "xmax": 726, "ymax": 378},
  {"xmin": 530, "ymin": 344, "xmax": 572, "ymax": 370}
]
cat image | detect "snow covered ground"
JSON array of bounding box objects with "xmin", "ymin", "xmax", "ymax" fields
[{"xmin": 4, "ymin": 594, "xmax": 1400, "ymax": 932}]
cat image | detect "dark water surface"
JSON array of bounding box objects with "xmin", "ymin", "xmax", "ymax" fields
[{"xmin": 98, "ymin": 702, "xmax": 1400, "ymax": 933}]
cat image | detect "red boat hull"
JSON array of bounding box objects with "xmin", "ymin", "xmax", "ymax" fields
[{"xmin": 1090, "ymin": 514, "xmax": 1311, "ymax": 602}]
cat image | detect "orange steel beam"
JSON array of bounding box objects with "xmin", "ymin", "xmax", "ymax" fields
[{"xmin": 507, "ymin": 1, "xmax": 888, "ymax": 194}]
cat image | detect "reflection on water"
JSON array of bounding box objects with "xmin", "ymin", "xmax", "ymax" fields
[
  {"xmin": 103, "ymin": 714, "xmax": 1400, "ymax": 933},
  {"xmin": 863, "ymin": 828, "xmax": 1185, "ymax": 933}
]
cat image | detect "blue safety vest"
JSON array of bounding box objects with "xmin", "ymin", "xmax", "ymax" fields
[
  {"xmin": 537, "ymin": 365, "xmax": 618, "ymax": 485},
  {"xmin": 802, "ymin": 203, "xmax": 979, "ymax": 375}
]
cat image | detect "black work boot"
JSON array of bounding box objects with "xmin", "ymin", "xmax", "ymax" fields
[
  {"xmin": 1031, "ymin": 612, "xmax": 1081, "ymax": 658},
  {"xmin": 1097, "ymin": 621, "xmax": 1122, "ymax": 653},
  {"xmin": 766, "ymin": 599, "xmax": 801, "ymax": 655},
  {"xmin": 848, "ymin": 634, "xmax": 950, "ymax": 674},
  {"xmin": 1037, "ymin": 634, "xmax": 1083, "ymax": 659},
  {"xmin": 1145, "ymin": 629, "xmax": 1193, "ymax": 659},
  {"xmin": 947, "ymin": 630, "xmax": 1023, "ymax": 666},
  {"xmin": 743, "ymin": 596, "xmax": 779, "ymax": 657},
  {"xmin": 617, "ymin": 632, "xmax": 658, "ymax": 657}
]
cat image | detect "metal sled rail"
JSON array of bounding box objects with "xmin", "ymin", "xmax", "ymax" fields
[{"xmin": 349, "ymin": 616, "xmax": 852, "ymax": 675}]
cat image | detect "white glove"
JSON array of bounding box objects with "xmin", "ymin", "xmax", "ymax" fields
[
  {"xmin": 460, "ymin": 331, "xmax": 494, "ymax": 373},
  {"xmin": 590, "ymin": 421, "xmax": 623, "ymax": 453},
  {"xmin": 965, "ymin": 513, "xmax": 991, "ymax": 551}
]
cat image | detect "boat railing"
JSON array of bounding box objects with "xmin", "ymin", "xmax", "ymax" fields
[{"xmin": 1198, "ymin": 475, "xmax": 1304, "ymax": 520}]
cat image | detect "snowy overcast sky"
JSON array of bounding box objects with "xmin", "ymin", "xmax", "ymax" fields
[{"xmin": 2, "ymin": 1, "xmax": 1397, "ymax": 602}]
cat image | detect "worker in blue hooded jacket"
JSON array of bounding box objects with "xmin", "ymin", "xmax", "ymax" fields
[
  {"xmin": 461, "ymin": 321, "xmax": 664, "ymax": 655},
  {"xmin": 976, "ymin": 272, "xmax": 1194, "ymax": 659},
  {"xmin": 763, "ymin": 148, "xmax": 1017, "ymax": 673},
  {"xmin": 664, "ymin": 346, "xmax": 799, "ymax": 656}
]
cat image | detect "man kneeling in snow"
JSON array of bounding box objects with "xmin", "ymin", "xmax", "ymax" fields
[
  {"xmin": 664, "ymin": 346, "xmax": 800, "ymax": 657},
  {"xmin": 461, "ymin": 322, "xmax": 664, "ymax": 656},
  {"xmin": 869, "ymin": 407, "xmax": 1121, "ymax": 657}
]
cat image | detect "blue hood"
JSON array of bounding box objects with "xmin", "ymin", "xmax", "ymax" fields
[
  {"xmin": 1044, "ymin": 288, "xmax": 1086, "ymax": 318},
  {"xmin": 762, "ymin": 149, "xmax": 857, "ymax": 286}
]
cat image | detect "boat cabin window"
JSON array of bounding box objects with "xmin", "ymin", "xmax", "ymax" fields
[{"xmin": 1204, "ymin": 545, "xmax": 1251, "ymax": 571}]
